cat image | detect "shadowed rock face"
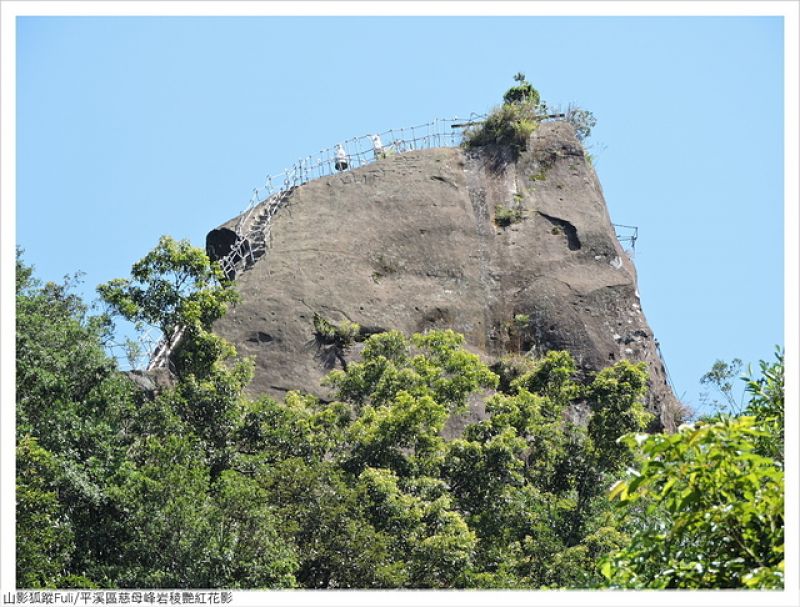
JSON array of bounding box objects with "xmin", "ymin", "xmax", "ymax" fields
[{"xmin": 208, "ymin": 121, "xmax": 682, "ymax": 430}]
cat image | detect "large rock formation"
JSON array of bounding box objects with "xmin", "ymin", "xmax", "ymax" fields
[{"xmin": 207, "ymin": 121, "xmax": 682, "ymax": 430}]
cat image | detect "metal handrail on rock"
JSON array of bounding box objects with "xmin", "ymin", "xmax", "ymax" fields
[
  {"xmin": 144, "ymin": 110, "xmax": 598, "ymax": 371},
  {"xmin": 216, "ymin": 116, "xmax": 484, "ymax": 281},
  {"xmin": 146, "ymin": 325, "xmax": 184, "ymax": 372}
]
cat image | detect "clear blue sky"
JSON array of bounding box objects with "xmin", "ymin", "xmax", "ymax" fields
[{"xmin": 14, "ymin": 15, "xmax": 785, "ymax": 413}]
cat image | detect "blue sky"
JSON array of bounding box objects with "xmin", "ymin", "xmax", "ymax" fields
[{"xmin": 13, "ymin": 14, "xmax": 785, "ymax": 413}]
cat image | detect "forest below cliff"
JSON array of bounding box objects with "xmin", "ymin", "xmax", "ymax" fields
[{"xmin": 16, "ymin": 237, "xmax": 784, "ymax": 590}]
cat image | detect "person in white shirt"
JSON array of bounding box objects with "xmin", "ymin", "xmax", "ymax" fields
[
  {"xmin": 335, "ymin": 144, "xmax": 349, "ymax": 171},
  {"xmin": 371, "ymin": 134, "xmax": 385, "ymax": 160}
]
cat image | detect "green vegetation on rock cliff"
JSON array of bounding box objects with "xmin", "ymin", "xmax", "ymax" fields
[
  {"xmin": 464, "ymin": 73, "xmax": 597, "ymax": 158},
  {"xmin": 15, "ymin": 242, "xmax": 784, "ymax": 589}
]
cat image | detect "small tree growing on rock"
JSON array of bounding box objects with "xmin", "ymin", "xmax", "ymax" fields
[
  {"xmin": 313, "ymin": 313, "xmax": 362, "ymax": 370},
  {"xmin": 464, "ymin": 73, "xmax": 543, "ymax": 158},
  {"xmin": 465, "ymin": 74, "xmax": 597, "ymax": 158},
  {"xmin": 503, "ymin": 72, "xmax": 541, "ymax": 106}
]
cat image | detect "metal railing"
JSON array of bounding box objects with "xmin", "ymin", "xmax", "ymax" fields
[
  {"xmin": 123, "ymin": 108, "xmax": 594, "ymax": 370},
  {"xmin": 121, "ymin": 115, "xmax": 483, "ymax": 371},
  {"xmin": 216, "ymin": 115, "xmax": 487, "ymax": 280},
  {"xmin": 104, "ymin": 326, "xmax": 162, "ymax": 372},
  {"xmin": 613, "ymin": 224, "xmax": 639, "ymax": 255}
]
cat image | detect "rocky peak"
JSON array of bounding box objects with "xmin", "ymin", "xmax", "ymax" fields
[{"xmin": 207, "ymin": 120, "xmax": 683, "ymax": 430}]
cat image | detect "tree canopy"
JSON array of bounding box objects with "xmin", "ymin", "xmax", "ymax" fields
[{"xmin": 16, "ymin": 243, "xmax": 784, "ymax": 590}]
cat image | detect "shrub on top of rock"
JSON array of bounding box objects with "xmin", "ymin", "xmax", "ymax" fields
[
  {"xmin": 464, "ymin": 73, "xmax": 543, "ymax": 157},
  {"xmin": 465, "ymin": 73, "xmax": 597, "ymax": 156}
]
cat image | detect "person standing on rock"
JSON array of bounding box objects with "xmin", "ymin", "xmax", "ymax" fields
[
  {"xmin": 371, "ymin": 134, "xmax": 385, "ymax": 159},
  {"xmin": 335, "ymin": 144, "xmax": 348, "ymax": 171}
]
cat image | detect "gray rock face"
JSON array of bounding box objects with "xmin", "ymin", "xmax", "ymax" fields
[
  {"xmin": 125, "ymin": 368, "xmax": 176, "ymax": 398},
  {"xmin": 208, "ymin": 121, "xmax": 682, "ymax": 430}
]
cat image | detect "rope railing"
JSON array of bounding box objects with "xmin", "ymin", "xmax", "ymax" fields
[
  {"xmin": 215, "ymin": 114, "xmax": 489, "ymax": 282},
  {"xmin": 127, "ymin": 110, "xmax": 589, "ymax": 370},
  {"xmin": 104, "ymin": 326, "xmax": 162, "ymax": 372},
  {"xmin": 138, "ymin": 116, "xmax": 485, "ymax": 369}
]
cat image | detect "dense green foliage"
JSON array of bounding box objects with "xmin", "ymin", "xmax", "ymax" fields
[
  {"xmin": 602, "ymin": 350, "xmax": 785, "ymax": 589},
  {"xmin": 464, "ymin": 73, "xmax": 543, "ymax": 156},
  {"xmin": 98, "ymin": 235, "xmax": 239, "ymax": 378},
  {"xmin": 503, "ymin": 72, "xmax": 541, "ymax": 106},
  {"xmin": 16, "ymin": 243, "xmax": 784, "ymax": 590},
  {"xmin": 16, "ymin": 254, "xmax": 136, "ymax": 588},
  {"xmin": 742, "ymin": 348, "xmax": 784, "ymax": 463},
  {"xmin": 603, "ymin": 418, "xmax": 783, "ymax": 588},
  {"xmin": 97, "ymin": 235, "xmax": 236, "ymax": 340}
]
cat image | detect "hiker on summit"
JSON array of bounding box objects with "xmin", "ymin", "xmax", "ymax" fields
[
  {"xmin": 335, "ymin": 144, "xmax": 348, "ymax": 171},
  {"xmin": 371, "ymin": 134, "xmax": 385, "ymax": 159}
]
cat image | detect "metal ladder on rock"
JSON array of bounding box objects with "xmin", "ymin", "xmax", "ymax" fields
[
  {"xmin": 146, "ymin": 187, "xmax": 293, "ymax": 370},
  {"xmin": 218, "ymin": 185, "xmax": 294, "ymax": 280}
]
